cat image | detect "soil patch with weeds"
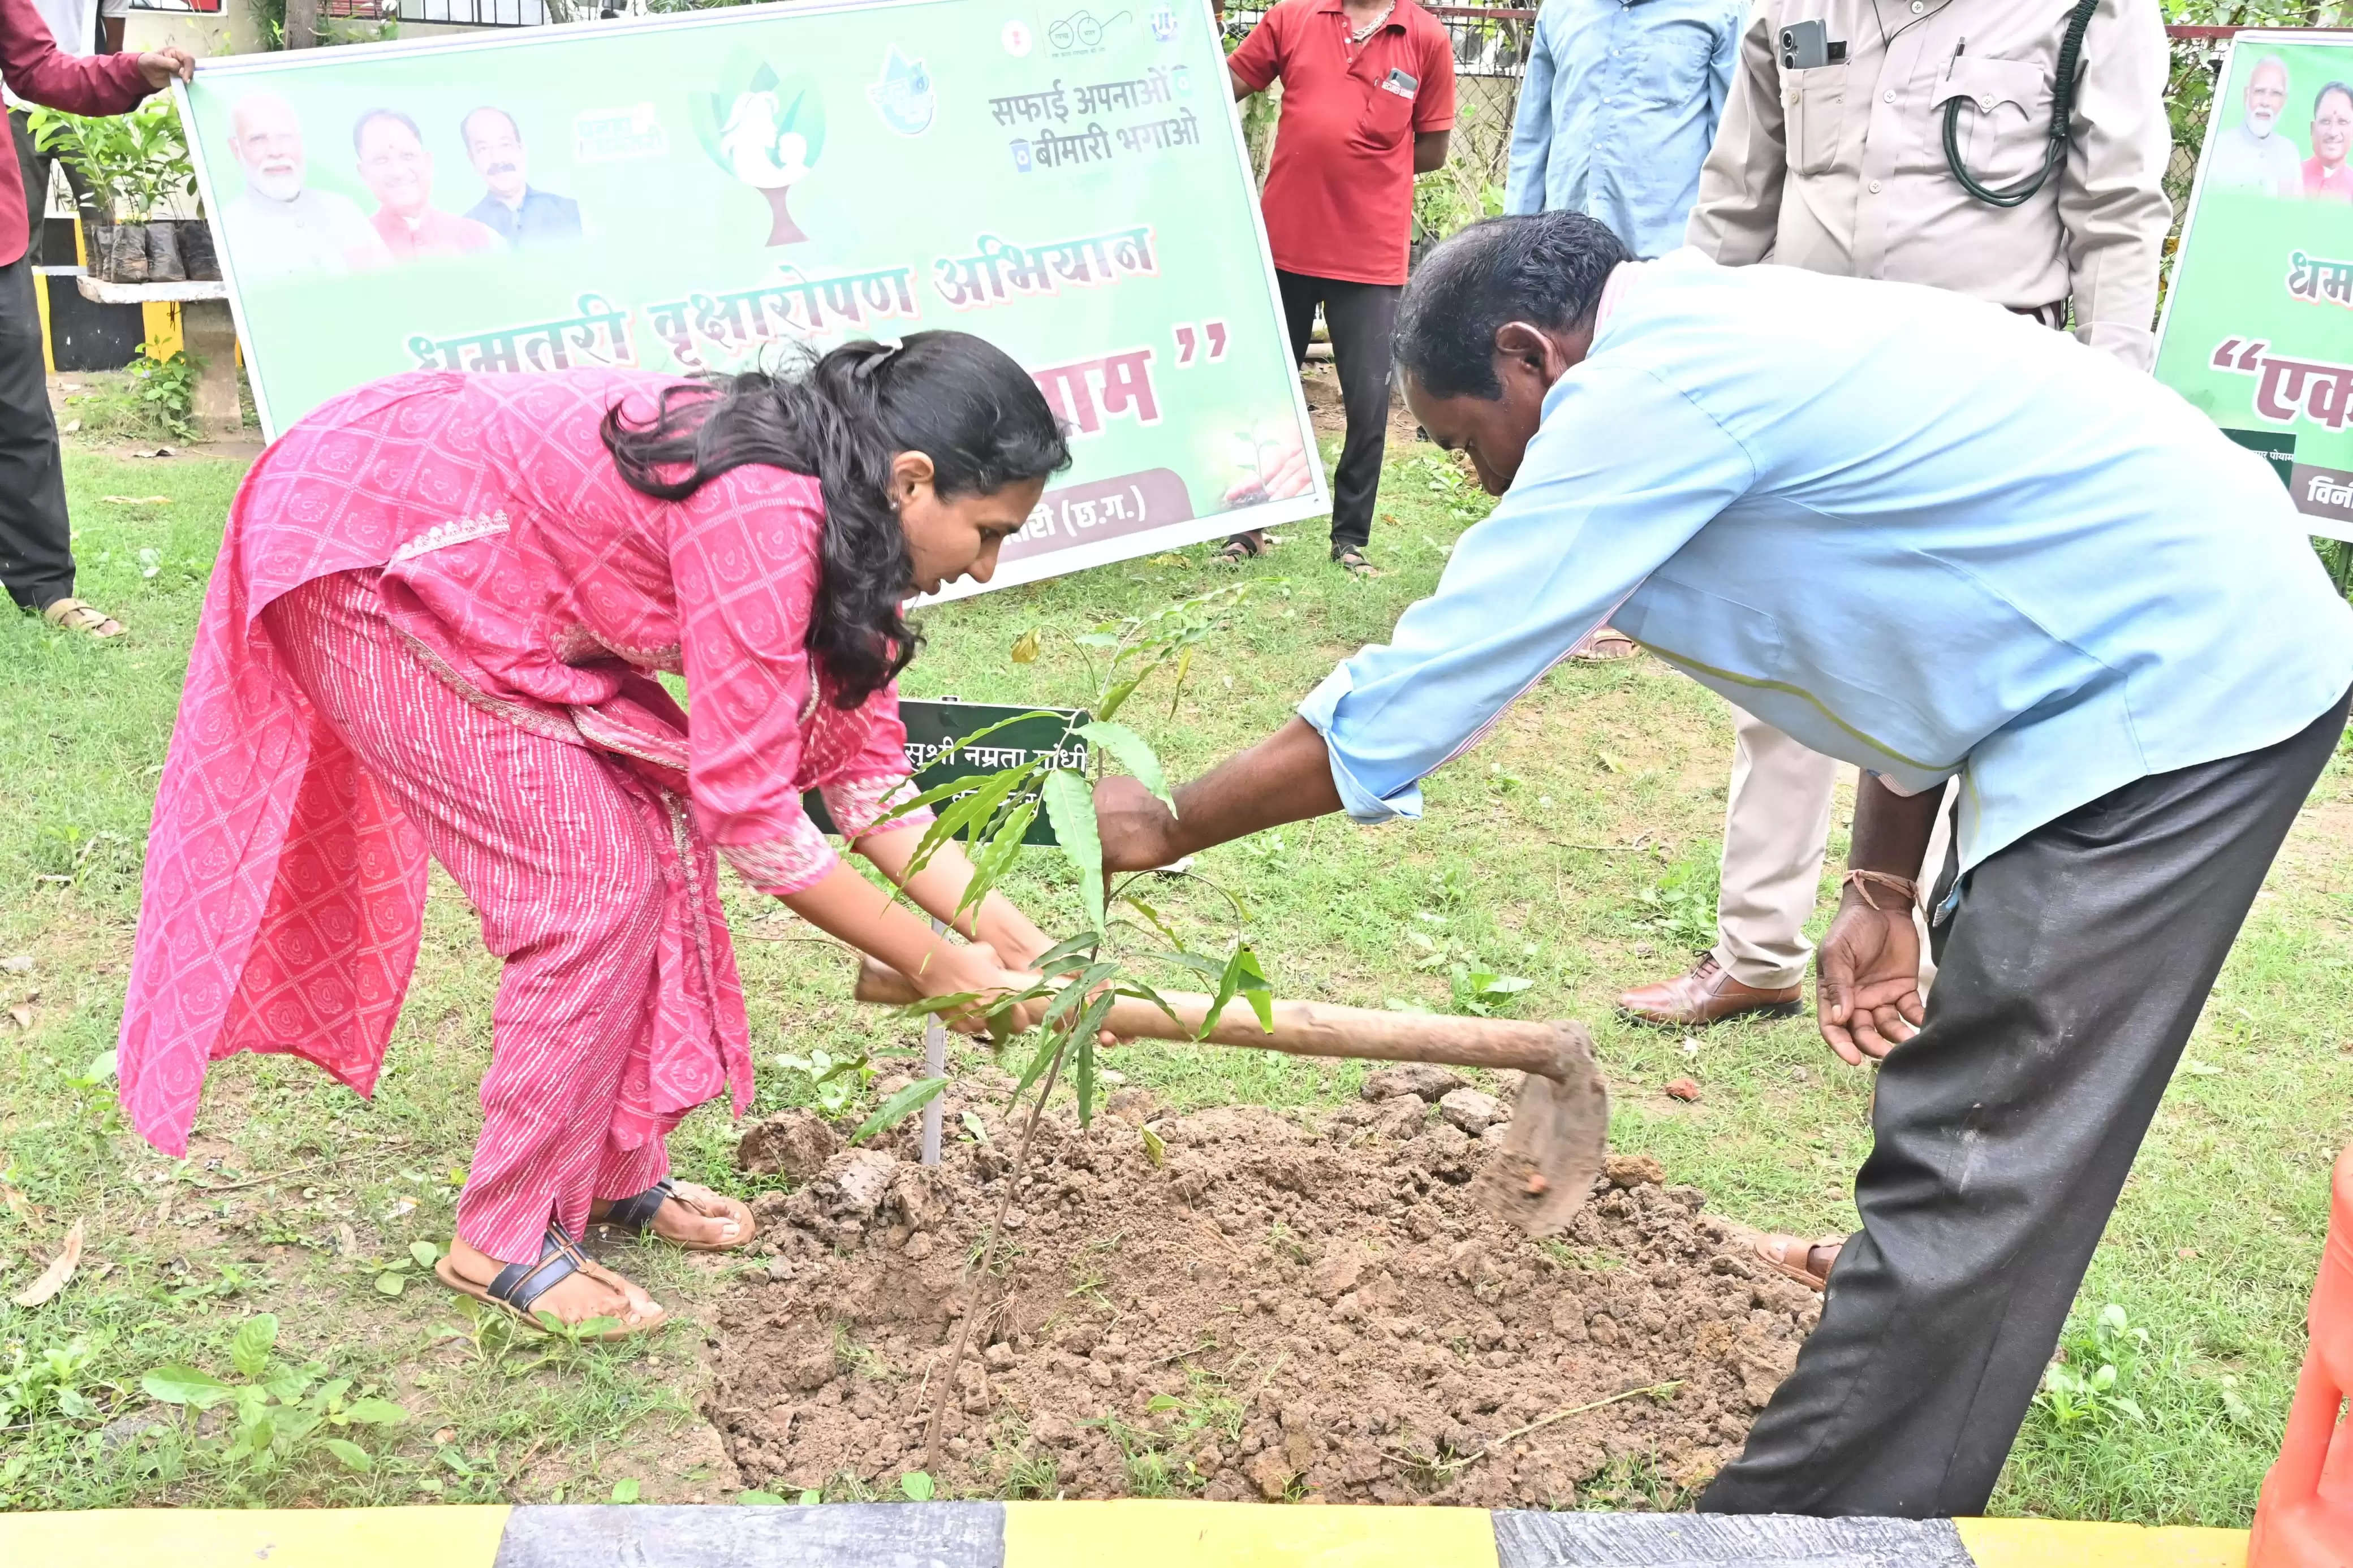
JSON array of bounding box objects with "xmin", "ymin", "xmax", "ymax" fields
[{"xmin": 709, "ymin": 1078, "xmax": 1818, "ymax": 1507}]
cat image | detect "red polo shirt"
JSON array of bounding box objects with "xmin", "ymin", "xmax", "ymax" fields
[{"xmin": 1229, "ymin": 0, "xmax": 1455, "ymax": 287}]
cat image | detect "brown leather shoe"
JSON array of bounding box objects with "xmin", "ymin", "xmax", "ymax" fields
[{"xmin": 1616, "ymin": 954, "xmax": 1802, "ymax": 1026}]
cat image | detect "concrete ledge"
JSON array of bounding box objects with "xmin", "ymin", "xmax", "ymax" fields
[{"xmin": 0, "ymin": 1501, "xmax": 2251, "ymax": 1568}]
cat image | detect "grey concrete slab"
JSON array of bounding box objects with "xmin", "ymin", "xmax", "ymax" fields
[
  {"xmin": 492, "ymin": 1503, "xmax": 1005, "ymax": 1568},
  {"xmin": 1492, "ymin": 1510, "xmax": 1976, "ymax": 1567}
]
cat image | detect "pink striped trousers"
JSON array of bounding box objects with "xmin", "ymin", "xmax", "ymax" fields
[{"xmin": 264, "ymin": 570, "xmax": 672, "ymax": 1262}]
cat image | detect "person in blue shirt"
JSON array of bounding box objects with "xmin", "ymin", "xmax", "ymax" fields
[
  {"xmin": 1503, "ymin": 0, "xmax": 1743, "ymax": 256},
  {"xmin": 460, "ymin": 106, "xmax": 581, "ymax": 249},
  {"xmin": 1502, "ymin": 0, "xmax": 1742, "ymax": 664},
  {"xmin": 1090, "ymin": 212, "xmax": 2353, "ymax": 1518}
]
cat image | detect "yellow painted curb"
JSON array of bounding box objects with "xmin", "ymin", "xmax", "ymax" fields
[
  {"xmin": 1957, "ymin": 1518, "xmax": 2248, "ymax": 1568},
  {"xmin": 1003, "ymin": 1498, "xmax": 1502, "ymax": 1567},
  {"xmin": 0, "ymin": 1503, "xmax": 512, "ymax": 1568}
]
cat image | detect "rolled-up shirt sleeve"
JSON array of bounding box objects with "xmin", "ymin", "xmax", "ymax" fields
[{"xmin": 1301, "ymin": 361, "xmax": 1755, "ymax": 822}]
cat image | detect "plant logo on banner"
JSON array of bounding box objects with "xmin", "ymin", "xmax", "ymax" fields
[
  {"xmin": 691, "ymin": 55, "xmax": 826, "ymax": 245},
  {"xmin": 867, "ymin": 46, "xmax": 936, "ymax": 137}
]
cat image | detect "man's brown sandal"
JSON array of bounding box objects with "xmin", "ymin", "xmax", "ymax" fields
[
  {"xmin": 1572, "ymin": 625, "xmax": 1639, "ymax": 662},
  {"xmin": 41, "ymin": 598, "xmax": 124, "ymax": 639},
  {"xmin": 1755, "ymin": 1233, "xmax": 1842, "ymax": 1292},
  {"xmin": 434, "ymin": 1223, "xmax": 667, "ymax": 1339},
  {"xmin": 1331, "ymin": 547, "xmax": 1380, "ymax": 579},
  {"xmin": 592, "ymin": 1176, "xmax": 755, "ymax": 1252}
]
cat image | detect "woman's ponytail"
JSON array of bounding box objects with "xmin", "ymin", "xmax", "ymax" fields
[{"xmin": 602, "ymin": 331, "xmax": 1068, "ymax": 707}]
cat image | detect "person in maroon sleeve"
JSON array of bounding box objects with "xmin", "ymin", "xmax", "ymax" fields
[
  {"xmin": 1223, "ymin": 0, "xmax": 1453, "ymax": 578},
  {"xmin": 0, "ymin": 16, "xmax": 190, "ymax": 639}
]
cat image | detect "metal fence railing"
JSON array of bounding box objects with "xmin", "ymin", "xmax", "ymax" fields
[{"xmin": 393, "ymin": 0, "xmax": 551, "ymax": 23}]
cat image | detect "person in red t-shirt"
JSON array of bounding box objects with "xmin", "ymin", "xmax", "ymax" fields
[
  {"xmin": 0, "ymin": 6, "xmax": 189, "ymax": 638},
  {"xmin": 1225, "ymin": 0, "xmax": 1454, "ymax": 577}
]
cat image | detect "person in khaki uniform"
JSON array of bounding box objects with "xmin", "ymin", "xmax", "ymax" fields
[{"xmin": 1617, "ymin": 0, "xmax": 2171, "ymax": 1026}]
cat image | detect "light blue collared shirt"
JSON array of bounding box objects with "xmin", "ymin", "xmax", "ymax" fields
[
  {"xmin": 1502, "ymin": 0, "xmax": 1743, "ymax": 257},
  {"xmin": 1302, "ymin": 251, "xmax": 2353, "ymax": 871}
]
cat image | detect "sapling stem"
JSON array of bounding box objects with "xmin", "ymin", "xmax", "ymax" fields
[{"xmin": 922, "ymin": 1017, "xmax": 1076, "ymax": 1474}]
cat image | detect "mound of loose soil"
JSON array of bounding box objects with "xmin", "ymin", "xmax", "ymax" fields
[{"xmin": 709, "ymin": 1079, "xmax": 1818, "ymax": 1509}]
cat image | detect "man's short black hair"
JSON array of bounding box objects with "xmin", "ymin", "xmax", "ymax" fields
[
  {"xmin": 2319, "ymin": 80, "xmax": 2353, "ymax": 117},
  {"xmin": 352, "ymin": 107, "xmax": 422, "ymax": 154},
  {"xmin": 1393, "ymin": 212, "xmax": 1630, "ymax": 400}
]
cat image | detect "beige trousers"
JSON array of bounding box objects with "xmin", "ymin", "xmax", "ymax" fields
[{"xmin": 1710, "ymin": 705, "xmax": 1953, "ymax": 993}]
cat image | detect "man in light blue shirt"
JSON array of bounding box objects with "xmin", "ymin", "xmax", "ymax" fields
[
  {"xmin": 1503, "ymin": 0, "xmax": 1743, "ymax": 256},
  {"xmin": 1091, "ymin": 213, "xmax": 2353, "ymax": 1517}
]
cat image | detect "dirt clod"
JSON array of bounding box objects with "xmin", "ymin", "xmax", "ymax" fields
[
  {"xmin": 1438, "ymin": 1087, "xmax": 1505, "ymax": 1135},
  {"xmin": 1605, "ymin": 1154, "xmax": 1666, "ymax": 1189},
  {"xmin": 1369, "ymin": 1094, "xmax": 1429, "ymax": 1139},
  {"xmin": 1361, "ymin": 1064, "xmax": 1468, "ymax": 1103},
  {"xmin": 1664, "ymin": 1078, "xmax": 1703, "ymax": 1103},
  {"xmin": 715, "ymin": 1103, "xmax": 1805, "ymax": 1506},
  {"xmin": 738, "ymin": 1109, "xmax": 842, "ymax": 1181}
]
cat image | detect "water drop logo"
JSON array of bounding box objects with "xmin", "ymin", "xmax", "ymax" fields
[
  {"xmin": 692, "ymin": 53, "xmax": 828, "ymax": 246},
  {"xmin": 867, "ymin": 45, "xmax": 934, "ymax": 137}
]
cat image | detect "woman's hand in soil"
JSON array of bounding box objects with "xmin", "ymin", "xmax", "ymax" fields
[
  {"xmin": 1096, "ymin": 774, "xmax": 1181, "ymax": 872},
  {"xmin": 1816, "ymin": 891, "xmax": 1924, "ymax": 1065}
]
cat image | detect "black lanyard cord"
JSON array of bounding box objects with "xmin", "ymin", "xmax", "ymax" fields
[{"xmin": 1941, "ymin": 0, "xmax": 2100, "ymax": 208}]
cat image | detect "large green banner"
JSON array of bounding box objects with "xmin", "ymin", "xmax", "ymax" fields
[
  {"xmin": 2155, "ymin": 34, "xmax": 2353, "ymax": 542},
  {"xmin": 175, "ymin": 0, "xmax": 1325, "ymax": 597}
]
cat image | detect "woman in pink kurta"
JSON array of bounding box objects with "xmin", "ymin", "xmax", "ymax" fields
[{"xmin": 120, "ymin": 333, "xmax": 1071, "ymax": 1333}]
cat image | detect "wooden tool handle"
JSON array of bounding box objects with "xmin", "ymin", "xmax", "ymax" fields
[{"xmin": 854, "ymin": 957, "xmax": 1587, "ymax": 1079}]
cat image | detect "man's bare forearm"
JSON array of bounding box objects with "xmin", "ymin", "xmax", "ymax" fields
[
  {"xmin": 1167, "ymin": 717, "xmax": 1344, "ymax": 857},
  {"xmin": 1848, "ymin": 770, "xmax": 1943, "ymax": 884}
]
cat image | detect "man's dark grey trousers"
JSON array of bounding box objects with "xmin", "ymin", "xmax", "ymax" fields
[{"xmin": 1703, "ymin": 685, "xmax": 2351, "ymax": 1517}]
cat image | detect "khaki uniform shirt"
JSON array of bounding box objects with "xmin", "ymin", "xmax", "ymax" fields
[{"xmin": 1684, "ymin": 0, "xmax": 2173, "ymax": 368}]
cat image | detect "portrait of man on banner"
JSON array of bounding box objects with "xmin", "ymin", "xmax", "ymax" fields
[
  {"xmin": 460, "ymin": 105, "xmax": 584, "ymax": 247},
  {"xmin": 2209, "ymin": 55, "xmax": 2304, "ymax": 197},
  {"xmin": 355, "ymin": 106, "xmax": 506, "ymax": 262},
  {"xmin": 220, "ymin": 90, "xmax": 391, "ymax": 282},
  {"xmin": 2303, "ymin": 80, "xmax": 2353, "ymax": 202}
]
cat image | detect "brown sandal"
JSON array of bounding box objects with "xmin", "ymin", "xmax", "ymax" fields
[
  {"xmin": 1755, "ymin": 1233, "xmax": 1842, "ymax": 1292},
  {"xmin": 1572, "ymin": 625, "xmax": 1639, "ymax": 662},
  {"xmin": 434, "ymin": 1224, "xmax": 667, "ymax": 1340},
  {"xmin": 593, "ymin": 1176, "xmax": 755, "ymax": 1252},
  {"xmin": 41, "ymin": 598, "xmax": 124, "ymax": 639},
  {"xmin": 1217, "ymin": 530, "xmax": 1271, "ymax": 564}
]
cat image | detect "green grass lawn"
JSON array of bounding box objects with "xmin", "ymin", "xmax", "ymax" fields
[{"xmin": 1, "ymin": 437, "xmax": 2348, "ymax": 1522}]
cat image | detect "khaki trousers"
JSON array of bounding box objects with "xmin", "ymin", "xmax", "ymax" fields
[{"xmin": 1710, "ymin": 705, "xmax": 1951, "ymax": 993}]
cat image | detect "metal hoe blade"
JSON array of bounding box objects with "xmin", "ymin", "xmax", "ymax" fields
[{"xmin": 1473, "ymin": 1022, "xmax": 1611, "ymax": 1236}]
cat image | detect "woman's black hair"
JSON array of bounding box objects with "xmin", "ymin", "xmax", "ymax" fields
[
  {"xmin": 1393, "ymin": 212, "xmax": 1630, "ymax": 401},
  {"xmin": 602, "ymin": 330, "xmax": 1070, "ymax": 707}
]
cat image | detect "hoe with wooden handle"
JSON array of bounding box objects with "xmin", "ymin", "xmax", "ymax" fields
[{"xmin": 852, "ymin": 956, "xmax": 1611, "ymax": 1235}]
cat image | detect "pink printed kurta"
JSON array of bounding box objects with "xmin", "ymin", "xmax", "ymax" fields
[{"xmin": 120, "ymin": 369, "xmax": 920, "ymax": 1160}]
